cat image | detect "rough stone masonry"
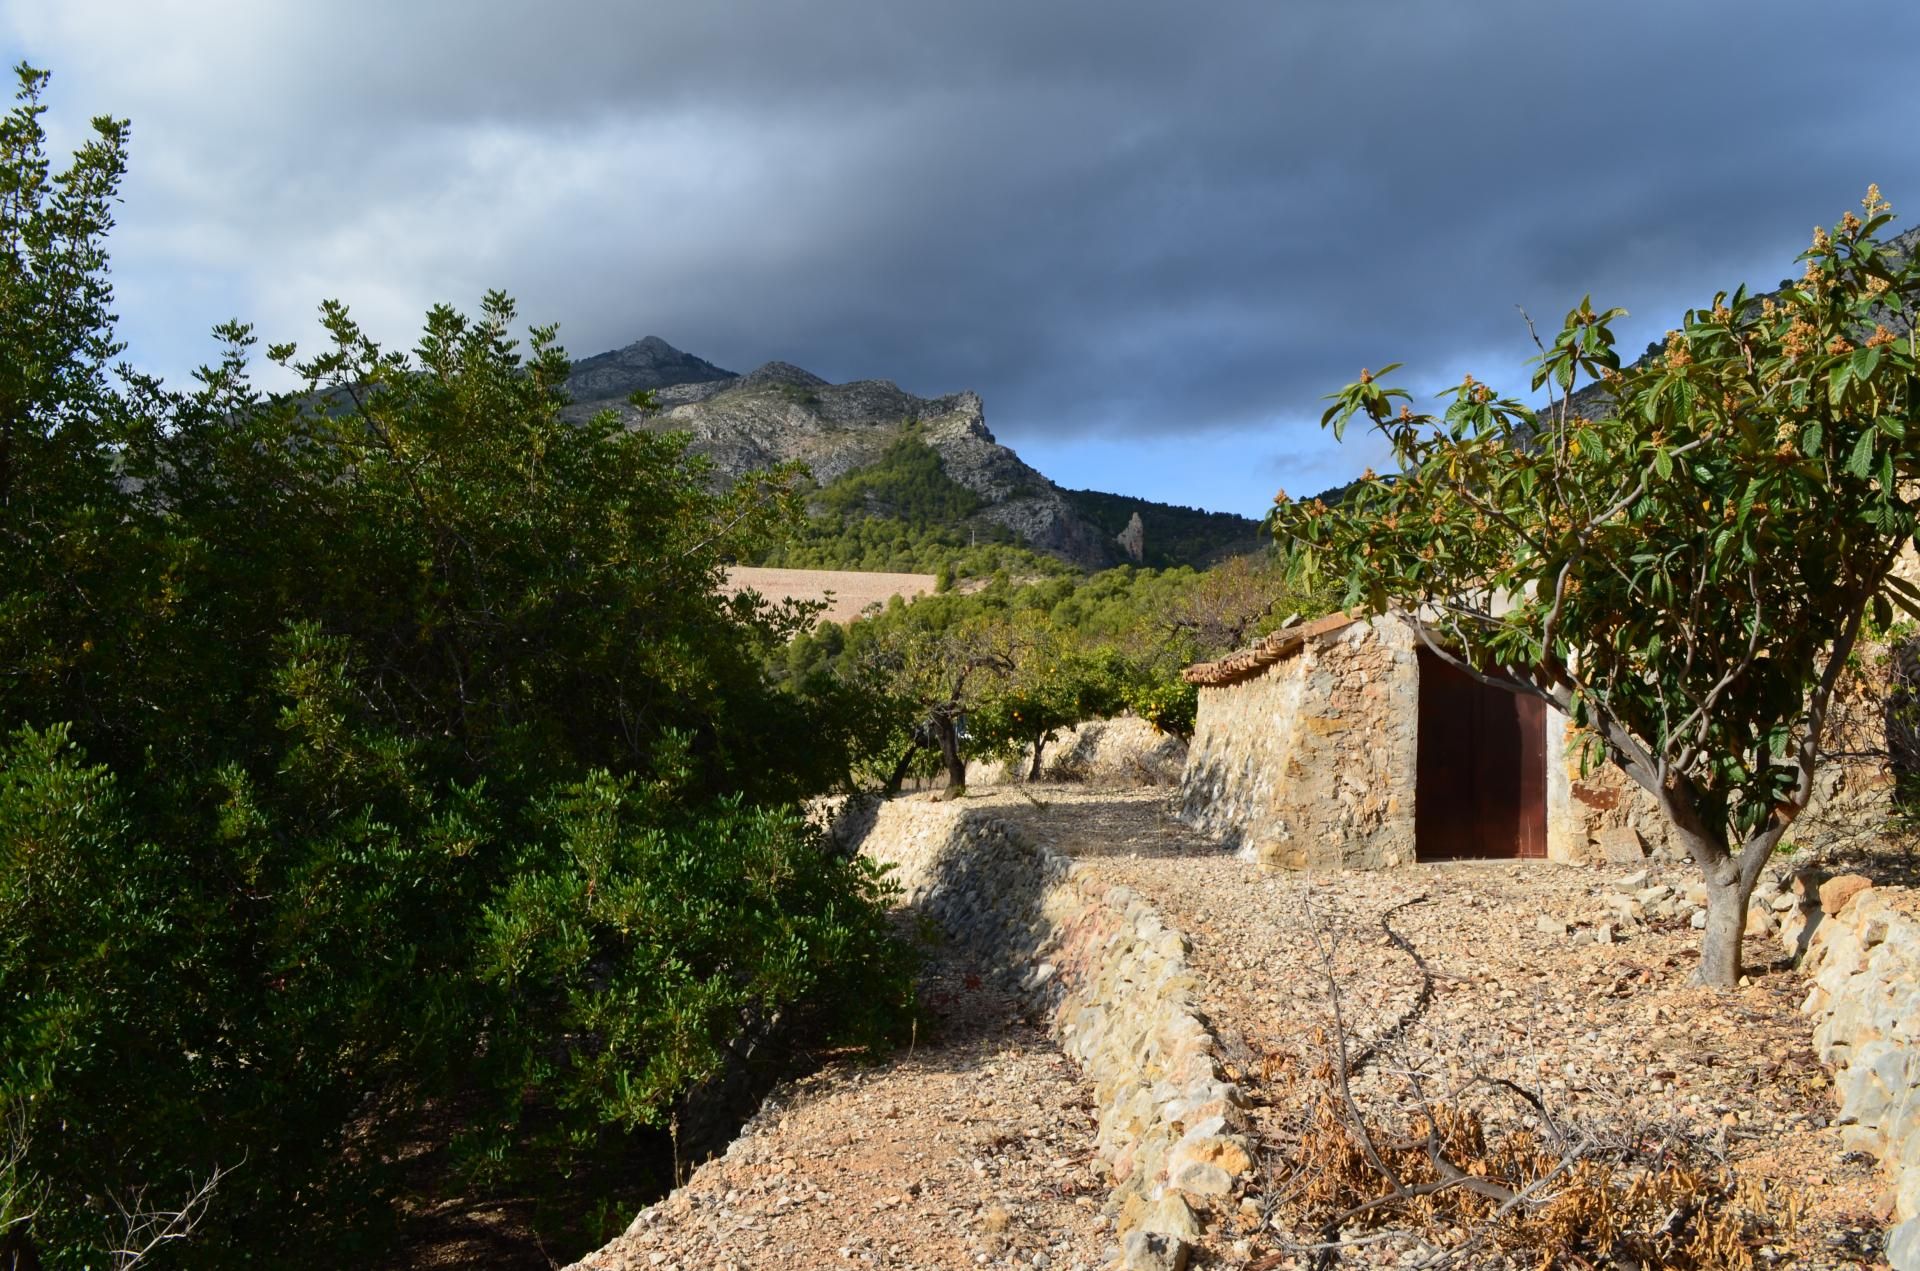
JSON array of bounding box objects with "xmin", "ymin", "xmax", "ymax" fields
[
  {"xmin": 1795, "ymin": 877, "xmax": 1920, "ymax": 1270},
  {"xmin": 841, "ymin": 796, "xmax": 1255, "ymax": 1270}
]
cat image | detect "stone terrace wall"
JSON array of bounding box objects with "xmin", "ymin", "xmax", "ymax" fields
[
  {"xmin": 1799, "ymin": 881, "xmax": 1920, "ymax": 1269},
  {"xmin": 1177, "ymin": 618, "xmax": 1418, "ymax": 869},
  {"xmin": 842, "ymin": 797, "xmax": 1252, "ymax": 1269}
]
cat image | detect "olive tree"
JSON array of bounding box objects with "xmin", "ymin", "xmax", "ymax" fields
[{"xmin": 1268, "ymin": 190, "xmax": 1919, "ymax": 985}]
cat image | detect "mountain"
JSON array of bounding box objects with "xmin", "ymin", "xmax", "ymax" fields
[
  {"xmin": 561, "ymin": 338, "xmax": 1259, "ymax": 570},
  {"xmin": 564, "ymin": 335, "xmax": 736, "ymax": 401}
]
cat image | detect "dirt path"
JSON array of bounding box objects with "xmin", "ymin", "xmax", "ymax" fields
[
  {"xmin": 969, "ymin": 785, "xmax": 1890, "ymax": 1269},
  {"xmin": 569, "ymin": 935, "xmax": 1117, "ymax": 1271}
]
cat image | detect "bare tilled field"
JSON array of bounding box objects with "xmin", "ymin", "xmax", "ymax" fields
[{"xmin": 723, "ymin": 567, "xmax": 936, "ymax": 626}]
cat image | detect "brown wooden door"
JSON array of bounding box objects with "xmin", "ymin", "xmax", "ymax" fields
[{"xmin": 1415, "ymin": 648, "xmax": 1547, "ymax": 860}]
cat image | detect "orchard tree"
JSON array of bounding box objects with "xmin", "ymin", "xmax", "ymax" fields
[
  {"xmin": 969, "ymin": 612, "xmax": 1129, "ymax": 781},
  {"xmin": 1269, "ymin": 189, "xmax": 1920, "ymax": 986},
  {"xmin": 0, "ymin": 65, "xmax": 917, "ymax": 1267}
]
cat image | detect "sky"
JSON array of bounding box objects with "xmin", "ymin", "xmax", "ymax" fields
[{"xmin": 6, "ymin": 1, "xmax": 1920, "ymax": 517}]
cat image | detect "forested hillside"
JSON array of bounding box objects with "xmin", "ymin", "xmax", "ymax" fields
[{"xmin": 1062, "ymin": 487, "xmax": 1263, "ymax": 568}]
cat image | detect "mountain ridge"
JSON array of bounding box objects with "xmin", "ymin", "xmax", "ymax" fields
[{"xmin": 561, "ymin": 337, "xmax": 1261, "ymax": 570}]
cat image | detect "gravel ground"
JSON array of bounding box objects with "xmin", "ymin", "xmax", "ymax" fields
[
  {"xmin": 970, "ymin": 785, "xmax": 1891, "ymax": 1270},
  {"xmin": 570, "ymin": 932, "xmax": 1117, "ymax": 1271},
  {"xmin": 588, "ymin": 783, "xmax": 1892, "ymax": 1270}
]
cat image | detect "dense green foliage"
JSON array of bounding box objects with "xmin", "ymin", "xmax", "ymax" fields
[
  {"xmin": 1269, "ymin": 188, "xmax": 1920, "ymax": 985},
  {"xmin": 776, "ymin": 556, "xmax": 1328, "ymax": 784},
  {"xmin": 1062, "ymin": 487, "xmax": 1262, "ymax": 568},
  {"xmin": 813, "ymin": 426, "xmax": 982, "ymax": 524},
  {"xmin": 0, "ymin": 67, "xmax": 913, "ymax": 1267}
]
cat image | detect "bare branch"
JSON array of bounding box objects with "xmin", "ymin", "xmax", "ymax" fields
[{"xmin": 106, "ymin": 1156, "xmax": 241, "ymax": 1271}]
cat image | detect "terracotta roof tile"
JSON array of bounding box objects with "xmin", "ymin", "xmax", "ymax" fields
[{"xmin": 1181, "ymin": 611, "xmax": 1359, "ymax": 687}]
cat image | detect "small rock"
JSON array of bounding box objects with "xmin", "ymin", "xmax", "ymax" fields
[
  {"xmin": 1612, "ymin": 868, "xmax": 1653, "ymax": 891},
  {"xmin": 1819, "ymin": 873, "xmax": 1874, "ymax": 916},
  {"xmin": 1769, "ymin": 891, "xmax": 1798, "ymax": 913},
  {"xmin": 1170, "ymin": 1161, "xmax": 1235, "ymax": 1195},
  {"xmin": 1598, "ymin": 827, "xmax": 1648, "ymax": 864},
  {"xmin": 1535, "ymin": 915, "xmax": 1569, "ymax": 936},
  {"xmin": 1690, "ymin": 909, "xmax": 1707, "ymax": 930},
  {"xmin": 1144, "ymin": 1193, "xmax": 1204, "ymax": 1242},
  {"xmin": 1122, "ymin": 1231, "xmax": 1190, "ymax": 1271}
]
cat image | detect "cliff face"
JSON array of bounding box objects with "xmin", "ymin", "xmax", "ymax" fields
[{"xmin": 562, "ymin": 339, "xmax": 1126, "ymax": 568}]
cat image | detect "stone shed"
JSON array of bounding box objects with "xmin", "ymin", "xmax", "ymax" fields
[{"xmin": 1177, "ymin": 613, "xmax": 1651, "ymax": 870}]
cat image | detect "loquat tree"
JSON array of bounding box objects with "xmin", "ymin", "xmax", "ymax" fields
[{"xmin": 1269, "ymin": 189, "xmax": 1920, "ymax": 986}]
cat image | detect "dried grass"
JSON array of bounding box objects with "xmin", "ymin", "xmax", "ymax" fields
[{"xmin": 1276, "ymin": 1051, "xmax": 1782, "ymax": 1270}]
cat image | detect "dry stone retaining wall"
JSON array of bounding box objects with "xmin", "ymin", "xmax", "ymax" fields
[
  {"xmin": 1797, "ymin": 881, "xmax": 1920, "ymax": 1269},
  {"xmin": 844, "ymin": 796, "xmax": 1252, "ymax": 1269}
]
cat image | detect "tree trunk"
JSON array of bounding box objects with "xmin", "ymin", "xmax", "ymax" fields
[
  {"xmin": 1662, "ymin": 794, "xmax": 1761, "ymax": 987},
  {"xmin": 1691, "ymin": 833, "xmax": 1777, "ymax": 986},
  {"xmin": 1697, "ymin": 867, "xmax": 1754, "ymax": 986},
  {"xmin": 883, "ymin": 742, "xmax": 920, "ymax": 796},
  {"xmin": 1027, "ymin": 734, "xmax": 1046, "ymax": 782},
  {"xmin": 932, "ymin": 711, "xmax": 966, "ymax": 793}
]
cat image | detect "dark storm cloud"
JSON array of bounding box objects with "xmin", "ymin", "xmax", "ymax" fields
[{"xmin": 6, "ymin": 0, "xmax": 1920, "ymax": 510}]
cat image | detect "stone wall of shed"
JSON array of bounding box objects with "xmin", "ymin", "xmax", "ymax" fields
[
  {"xmin": 1177, "ymin": 618, "xmax": 1419, "ymax": 870},
  {"xmin": 1549, "ymin": 719, "xmax": 1897, "ymax": 866}
]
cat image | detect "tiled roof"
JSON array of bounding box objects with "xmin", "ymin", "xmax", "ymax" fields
[{"xmin": 1181, "ymin": 612, "xmax": 1360, "ymax": 687}]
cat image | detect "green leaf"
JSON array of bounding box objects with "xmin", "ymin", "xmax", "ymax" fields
[
  {"xmin": 1852, "ymin": 345, "xmax": 1883, "ymax": 383},
  {"xmin": 1848, "ymin": 429, "xmax": 1875, "ymax": 478},
  {"xmin": 1884, "ymin": 574, "xmax": 1920, "ymax": 620},
  {"xmin": 1652, "ymin": 448, "xmax": 1673, "ymax": 480},
  {"xmin": 1801, "ymin": 420, "xmax": 1824, "ymax": 456}
]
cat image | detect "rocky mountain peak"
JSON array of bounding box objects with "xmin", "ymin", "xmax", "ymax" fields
[
  {"xmin": 557, "ymin": 337, "xmax": 1126, "ymax": 568},
  {"xmin": 565, "ymin": 335, "xmax": 734, "ymax": 404},
  {"xmin": 739, "ymin": 361, "xmax": 830, "ymax": 390}
]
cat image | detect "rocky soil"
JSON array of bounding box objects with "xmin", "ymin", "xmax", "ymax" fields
[
  {"xmin": 586, "ymin": 782, "xmax": 1895, "ymax": 1269},
  {"xmin": 975, "ymin": 786, "xmax": 1892, "ymax": 1269},
  {"xmin": 569, "ymin": 934, "xmax": 1120, "ymax": 1271}
]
